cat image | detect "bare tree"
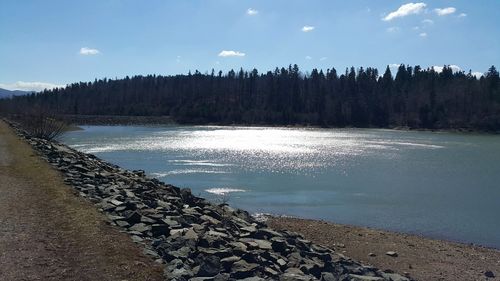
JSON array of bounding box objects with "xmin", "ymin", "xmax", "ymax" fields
[{"xmin": 17, "ymin": 106, "xmax": 68, "ymax": 140}]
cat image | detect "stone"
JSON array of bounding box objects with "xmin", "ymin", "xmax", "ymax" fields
[
  {"xmin": 198, "ymin": 256, "xmax": 221, "ymax": 277},
  {"xmin": 140, "ymin": 215, "xmax": 157, "ymax": 224},
  {"xmin": 231, "ymin": 260, "xmax": 259, "ymax": 279},
  {"xmin": 385, "ymin": 251, "xmax": 398, "ymax": 257},
  {"xmin": 183, "ymin": 228, "xmax": 199, "ymax": 240},
  {"xmin": 229, "ymin": 241, "xmax": 247, "ymax": 253},
  {"xmin": 207, "ymin": 230, "xmax": 229, "ymax": 238},
  {"xmin": 169, "ymin": 246, "xmax": 191, "ymax": 259},
  {"xmin": 198, "ymin": 248, "xmax": 232, "ymax": 258},
  {"xmin": 300, "ymin": 263, "xmax": 322, "ymax": 278},
  {"xmin": 264, "ymin": 266, "xmax": 279, "ymax": 276},
  {"xmin": 129, "ymin": 223, "xmax": 151, "ymax": 233},
  {"xmin": 125, "ymin": 211, "xmax": 142, "ymax": 224},
  {"xmin": 201, "ymin": 215, "xmax": 221, "ymax": 225},
  {"xmin": 271, "ymin": 238, "xmax": 289, "ymax": 253},
  {"xmin": 368, "ymin": 253, "xmax": 376, "ymax": 257},
  {"xmin": 320, "ymin": 272, "xmax": 337, "ymax": 281},
  {"xmin": 213, "ymin": 273, "xmax": 230, "ymax": 281},
  {"xmin": 151, "ymin": 224, "xmax": 169, "ymax": 236},
  {"xmin": 254, "ymin": 239, "xmax": 273, "ymax": 250},
  {"xmin": 485, "ymin": 271, "xmax": 495, "ymax": 278},
  {"xmin": 115, "ymin": 220, "xmax": 130, "ymax": 228},
  {"xmin": 276, "ymin": 258, "xmax": 287, "ymax": 267},
  {"xmin": 348, "ymin": 275, "xmax": 384, "ymax": 281},
  {"xmin": 240, "ymin": 277, "xmax": 266, "ymax": 281}
]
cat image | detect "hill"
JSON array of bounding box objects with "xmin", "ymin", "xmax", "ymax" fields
[
  {"xmin": 0, "ymin": 88, "xmax": 31, "ymax": 99},
  {"xmin": 1, "ymin": 64, "xmax": 499, "ymax": 131}
]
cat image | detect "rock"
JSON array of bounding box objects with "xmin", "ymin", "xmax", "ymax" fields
[
  {"xmin": 151, "ymin": 224, "xmax": 169, "ymax": 236},
  {"xmin": 198, "ymin": 256, "xmax": 221, "ymax": 277},
  {"xmin": 115, "ymin": 220, "xmax": 130, "ymax": 228},
  {"xmin": 183, "ymin": 228, "xmax": 199, "ymax": 240},
  {"xmin": 280, "ymin": 269, "xmax": 312, "ymax": 281},
  {"xmin": 276, "ymin": 258, "xmax": 288, "ymax": 267},
  {"xmin": 485, "ymin": 271, "xmax": 495, "ymax": 278},
  {"xmin": 170, "ymin": 267, "xmax": 194, "ymax": 279},
  {"xmin": 300, "ymin": 263, "xmax": 322, "ymax": 278},
  {"xmin": 129, "ymin": 223, "xmax": 151, "ymax": 233},
  {"xmin": 201, "ymin": 215, "xmax": 221, "ymax": 225},
  {"xmin": 385, "ymin": 251, "xmax": 398, "ymax": 257},
  {"xmin": 368, "ymin": 253, "xmax": 376, "ymax": 257},
  {"xmin": 348, "ymin": 275, "xmax": 384, "ymax": 281},
  {"xmin": 206, "ymin": 230, "xmax": 229, "ymax": 238},
  {"xmin": 131, "ymin": 235, "xmax": 144, "ymax": 243},
  {"xmin": 213, "ymin": 273, "xmax": 230, "ymax": 281},
  {"xmin": 125, "ymin": 211, "xmax": 142, "ymax": 224},
  {"xmin": 198, "ymin": 248, "xmax": 232, "ymax": 258},
  {"xmin": 231, "ymin": 260, "xmax": 259, "ymax": 279},
  {"xmin": 189, "ymin": 277, "xmax": 214, "ymax": 281},
  {"xmin": 254, "ymin": 239, "xmax": 273, "ymax": 250},
  {"xmin": 320, "ymin": 272, "xmax": 337, "ymax": 281},
  {"xmin": 271, "ymin": 238, "xmax": 289, "ymax": 253},
  {"xmin": 168, "ymin": 246, "xmax": 192, "ymax": 259},
  {"xmin": 240, "ymin": 277, "xmax": 266, "ymax": 281},
  {"xmin": 141, "ymin": 215, "xmax": 157, "ymax": 224}
]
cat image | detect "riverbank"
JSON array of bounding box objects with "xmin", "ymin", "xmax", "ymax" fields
[
  {"xmin": 267, "ymin": 216, "xmax": 500, "ymax": 281},
  {"xmin": 59, "ymin": 114, "xmax": 498, "ymax": 134},
  {"xmin": 4, "ymin": 119, "xmax": 411, "ymax": 281},
  {"xmin": 0, "ymin": 121, "xmax": 164, "ymax": 280}
]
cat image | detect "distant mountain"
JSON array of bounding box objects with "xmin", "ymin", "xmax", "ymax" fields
[{"xmin": 0, "ymin": 88, "xmax": 32, "ymax": 99}]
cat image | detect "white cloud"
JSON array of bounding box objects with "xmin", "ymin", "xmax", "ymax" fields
[
  {"xmin": 383, "ymin": 2, "xmax": 427, "ymax": 21},
  {"xmin": 302, "ymin": 26, "xmax": 315, "ymax": 32},
  {"xmin": 305, "ymin": 56, "xmax": 312, "ymax": 60},
  {"xmin": 434, "ymin": 7, "xmax": 456, "ymax": 16},
  {"xmin": 432, "ymin": 65, "xmax": 461, "ymax": 73},
  {"xmin": 386, "ymin": 26, "xmax": 400, "ymax": 33},
  {"xmin": 471, "ymin": 71, "xmax": 483, "ymax": 78},
  {"xmin": 176, "ymin": 56, "xmax": 181, "ymax": 63},
  {"xmin": 458, "ymin": 13, "xmax": 467, "ymax": 17},
  {"xmin": 320, "ymin": 57, "xmax": 328, "ymax": 61},
  {"xmin": 413, "ymin": 26, "xmax": 420, "ymax": 30},
  {"xmin": 419, "ymin": 32, "xmax": 427, "ymax": 37},
  {"xmin": 422, "ymin": 19, "xmax": 434, "ymax": 25},
  {"xmin": 247, "ymin": 8, "xmax": 258, "ymax": 15},
  {"xmin": 389, "ymin": 63, "xmax": 402, "ymax": 68},
  {"xmin": 218, "ymin": 50, "xmax": 246, "ymax": 57},
  {"xmin": 79, "ymin": 47, "xmax": 100, "ymax": 55},
  {"xmin": 0, "ymin": 81, "xmax": 66, "ymax": 92}
]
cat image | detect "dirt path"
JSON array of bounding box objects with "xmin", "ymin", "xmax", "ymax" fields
[
  {"xmin": 0, "ymin": 121, "xmax": 164, "ymax": 281},
  {"xmin": 268, "ymin": 216, "xmax": 500, "ymax": 281}
]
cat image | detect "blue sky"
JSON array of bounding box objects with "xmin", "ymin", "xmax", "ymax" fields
[{"xmin": 1, "ymin": 0, "xmax": 499, "ymax": 91}]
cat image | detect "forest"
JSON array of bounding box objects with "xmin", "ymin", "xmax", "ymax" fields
[{"xmin": 1, "ymin": 64, "xmax": 500, "ymax": 130}]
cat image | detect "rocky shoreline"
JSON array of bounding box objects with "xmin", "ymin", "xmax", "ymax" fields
[{"xmin": 6, "ymin": 120, "xmax": 411, "ymax": 281}]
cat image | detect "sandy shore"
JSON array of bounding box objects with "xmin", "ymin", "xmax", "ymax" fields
[{"xmin": 267, "ymin": 216, "xmax": 500, "ymax": 281}]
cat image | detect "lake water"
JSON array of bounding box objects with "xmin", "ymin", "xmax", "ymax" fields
[{"xmin": 61, "ymin": 126, "xmax": 500, "ymax": 248}]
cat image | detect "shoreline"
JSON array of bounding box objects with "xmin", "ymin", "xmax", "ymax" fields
[
  {"xmin": 256, "ymin": 213, "xmax": 500, "ymax": 251},
  {"xmin": 267, "ymin": 216, "xmax": 500, "ymax": 281},
  {"xmin": 60, "ymin": 114, "xmax": 499, "ymax": 134}
]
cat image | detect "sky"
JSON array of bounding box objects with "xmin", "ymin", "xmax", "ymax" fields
[{"xmin": 1, "ymin": 0, "xmax": 499, "ymax": 91}]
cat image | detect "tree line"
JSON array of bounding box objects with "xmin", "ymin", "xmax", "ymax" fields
[{"xmin": 1, "ymin": 64, "xmax": 500, "ymax": 130}]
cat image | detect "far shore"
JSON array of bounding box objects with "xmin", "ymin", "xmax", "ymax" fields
[
  {"xmin": 61, "ymin": 114, "xmax": 499, "ymax": 134},
  {"xmin": 266, "ymin": 215, "xmax": 500, "ymax": 281}
]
